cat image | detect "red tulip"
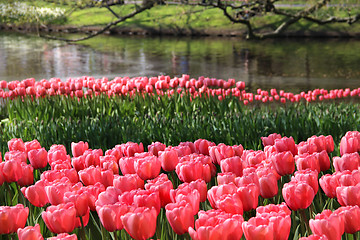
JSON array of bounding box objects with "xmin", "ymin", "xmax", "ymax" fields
[
  {"xmin": 242, "ymin": 215, "xmax": 274, "ymax": 240},
  {"xmin": 189, "ymin": 209, "xmax": 243, "ymax": 240},
  {"xmin": 333, "ymin": 152, "xmax": 360, "ymax": 172},
  {"xmin": 95, "ymin": 187, "xmax": 122, "ymax": 207},
  {"xmin": 220, "ymin": 156, "xmax": 243, "ymax": 177},
  {"xmin": 336, "ymin": 183, "xmax": 360, "ymax": 206},
  {"xmin": 145, "ymin": 173, "xmax": 173, "ymax": 207},
  {"xmin": 158, "ymin": 149, "xmax": 179, "ymax": 172},
  {"xmin": 207, "ymin": 183, "xmax": 237, "ymax": 209},
  {"xmin": 42, "ymin": 202, "xmax": 77, "ymax": 234},
  {"xmin": 116, "ymin": 142, "xmax": 144, "ymax": 157},
  {"xmin": 256, "ymin": 202, "xmax": 291, "ymax": 216},
  {"xmin": 1, "ymin": 159, "xmax": 23, "ymax": 183},
  {"xmin": 334, "ymin": 205, "xmax": 360, "ymax": 234},
  {"xmin": 194, "ymin": 139, "xmax": 216, "ymax": 155},
  {"xmin": 282, "ymin": 180, "xmax": 315, "ymax": 211},
  {"xmin": 295, "ymin": 153, "xmax": 320, "ymax": 173},
  {"xmin": 77, "ymin": 182, "xmax": 105, "ymax": 211},
  {"xmin": 340, "ymin": 131, "xmax": 360, "ymax": 156},
  {"xmin": 299, "ymin": 235, "xmax": 329, "ymax": 240},
  {"xmin": 47, "ymin": 233, "xmax": 78, "ymax": 240},
  {"xmin": 21, "ymin": 180, "xmax": 49, "ymax": 207},
  {"xmin": 237, "ymin": 183, "xmax": 259, "ymax": 212},
  {"xmin": 165, "ymin": 200, "xmax": 194, "ymax": 235},
  {"xmin": 28, "ymin": 148, "xmax": 48, "ymax": 169},
  {"xmin": 4, "ymin": 150, "xmax": 27, "ymax": 163},
  {"xmin": 271, "ymin": 151, "xmax": 295, "ymax": 176},
  {"xmin": 242, "ymin": 150, "xmax": 266, "ymax": 167},
  {"xmin": 64, "ymin": 190, "xmax": 90, "ymax": 217},
  {"xmin": 71, "ymin": 141, "xmax": 89, "ymax": 157},
  {"xmin": 8, "ymin": 138, "xmax": 25, "ymax": 152},
  {"xmin": 113, "ymin": 174, "xmax": 144, "ymax": 192},
  {"xmin": 215, "ymin": 193, "xmax": 243, "ymax": 214},
  {"xmin": 217, "ymin": 172, "xmax": 236, "ymax": 185},
  {"xmin": 24, "ymin": 140, "xmax": 41, "ymax": 153},
  {"xmin": 18, "ymin": 162, "xmax": 34, "ymax": 186},
  {"xmin": 319, "ymin": 174, "xmax": 339, "ymax": 198},
  {"xmin": 121, "ymin": 207, "xmax": 158, "ymax": 240},
  {"xmin": 209, "ymin": 143, "xmax": 235, "ymax": 165},
  {"xmin": 96, "ymin": 204, "xmax": 129, "ymax": 232},
  {"xmin": 0, "ymin": 204, "xmax": 29, "ymax": 234},
  {"xmin": 119, "ymin": 189, "xmax": 161, "ymax": 214},
  {"xmin": 292, "ymin": 169, "xmax": 319, "ymax": 194},
  {"xmin": 134, "ymin": 155, "xmax": 161, "ymax": 180},
  {"xmin": 257, "ymin": 169, "xmax": 278, "ymax": 199},
  {"xmin": 148, "ymin": 141, "xmax": 166, "ymax": 156},
  {"xmin": 174, "ymin": 179, "xmax": 208, "ymax": 203},
  {"xmin": 261, "ymin": 133, "xmax": 282, "ymax": 147},
  {"xmin": 45, "ymin": 180, "xmax": 72, "ymax": 205},
  {"xmin": 176, "ymin": 160, "xmax": 211, "ymax": 183},
  {"xmin": 274, "ymin": 137, "xmax": 297, "ymax": 155},
  {"xmin": 309, "ymin": 210, "xmax": 344, "ymax": 240},
  {"xmin": 17, "ymin": 224, "xmax": 43, "ymax": 240},
  {"xmin": 83, "ymin": 149, "xmax": 101, "ymax": 167},
  {"xmin": 316, "ymin": 150, "xmax": 330, "ymax": 172}
]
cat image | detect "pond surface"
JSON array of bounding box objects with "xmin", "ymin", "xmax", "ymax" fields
[{"xmin": 1, "ymin": 31, "xmax": 359, "ymax": 91}]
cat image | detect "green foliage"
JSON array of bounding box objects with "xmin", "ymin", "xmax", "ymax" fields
[{"xmin": 0, "ymin": 94, "xmax": 358, "ymax": 154}]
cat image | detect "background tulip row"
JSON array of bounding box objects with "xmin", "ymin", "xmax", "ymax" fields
[
  {"xmin": 1, "ymin": 75, "xmax": 360, "ymax": 103},
  {"xmin": 2, "ymin": 132, "xmax": 360, "ymax": 239}
]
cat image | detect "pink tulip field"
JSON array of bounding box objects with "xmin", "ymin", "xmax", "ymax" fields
[
  {"xmin": 1, "ymin": 131, "xmax": 360, "ymax": 240},
  {"xmin": 1, "ymin": 75, "xmax": 360, "ymax": 240}
]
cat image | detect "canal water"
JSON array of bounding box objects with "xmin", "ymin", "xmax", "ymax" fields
[{"xmin": 1, "ymin": 31, "xmax": 359, "ymax": 91}]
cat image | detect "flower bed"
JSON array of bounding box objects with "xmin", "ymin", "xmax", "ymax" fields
[{"xmin": 2, "ymin": 132, "xmax": 360, "ymax": 239}]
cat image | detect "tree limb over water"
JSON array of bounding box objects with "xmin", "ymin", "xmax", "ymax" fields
[{"xmin": 3, "ymin": 0, "xmax": 359, "ymax": 41}]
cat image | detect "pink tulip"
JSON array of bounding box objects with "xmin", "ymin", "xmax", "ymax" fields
[
  {"xmin": 242, "ymin": 215, "xmax": 274, "ymax": 240},
  {"xmin": 282, "ymin": 180, "xmax": 315, "ymax": 211},
  {"xmin": 96, "ymin": 204, "xmax": 129, "ymax": 232},
  {"xmin": 121, "ymin": 207, "xmax": 158, "ymax": 240},
  {"xmin": 165, "ymin": 200, "xmax": 194, "ymax": 235},
  {"xmin": 135, "ymin": 155, "xmax": 161, "ymax": 180},
  {"xmin": 71, "ymin": 141, "xmax": 89, "ymax": 157},
  {"xmin": 0, "ymin": 204, "xmax": 29, "ymax": 234},
  {"xmin": 28, "ymin": 148, "xmax": 48, "ymax": 169},
  {"xmin": 309, "ymin": 210, "xmax": 344, "ymax": 240},
  {"xmin": 158, "ymin": 149, "xmax": 179, "ymax": 172}
]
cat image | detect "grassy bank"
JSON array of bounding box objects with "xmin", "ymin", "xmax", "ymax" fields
[{"xmin": 1, "ymin": 1, "xmax": 360, "ymax": 37}]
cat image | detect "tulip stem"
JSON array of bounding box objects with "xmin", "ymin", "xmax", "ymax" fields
[
  {"xmin": 114, "ymin": 231, "xmax": 118, "ymax": 240},
  {"xmin": 80, "ymin": 216, "xmax": 87, "ymax": 240},
  {"xmin": 299, "ymin": 209, "xmax": 311, "ymax": 236},
  {"xmin": 354, "ymin": 233, "xmax": 358, "ymax": 240}
]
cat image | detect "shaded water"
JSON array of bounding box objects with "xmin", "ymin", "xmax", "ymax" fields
[{"xmin": 1, "ymin": 31, "xmax": 359, "ymax": 91}]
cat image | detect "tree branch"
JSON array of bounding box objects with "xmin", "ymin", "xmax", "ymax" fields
[
  {"xmin": 303, "ymin": 13, "xmax": 360, "ymax": 25},
  {"xmin": 40, "ymin": 2, "xmax": 154, "ymax": 42}
]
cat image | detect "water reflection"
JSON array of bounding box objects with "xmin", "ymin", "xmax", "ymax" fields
[{"xmin": 0, "ymin": 31, "xmax": 359, "ymax": 91}]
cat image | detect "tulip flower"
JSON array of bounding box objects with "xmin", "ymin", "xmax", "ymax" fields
[
  {"xmin": 0, "ymin": 204, "xmax": 29, "ymax": 234},
  {"xmin": 340, "ymin": 131, "xmax": 360, "ymax": 156},
  {"xmin": 24, "ymin": 139, "xmax": 41, "ymax": 153},
  {"xmin": 134, "ymin": 155, "xmax": 161, "ymax": 180},
  {"xmin": 309, "ymin": 210, "xmax": 344, "ymax": 240},
  {"xmin": 274, "ymin": 136, "xmax": 297, "ymax": 155},
  {"xmin": 209, "ymin": 143, "xmax": 235, "ymax": 165},
  {"xmin": 271, "ymin": 151, "xmax": 295, "ymax": 176},
  {"xmin": 333, "ymin": 152, "xmax": 360, "ymax": 172},
  {"xmin": 42, "ymin": 202, "xmax": 77, "ymax": 234},
  {"xmin": 28, "ymin": 148, "xmax": 48, "ymax": 169},
  {"xmin": 217, "ymin": 172, "xmax": 237, "ymax": 185},
  {"xmin": 17, "ymin": 224, "xmax": 43, "ymax": 240},
  {"xmin": 242, "ymin": 215, "xmax": 274, "ymax": 240},
  {"xmin": 1, "ymin": 159, "xmax": 23, "ymax": 183},
  {"xmin": 158, "ymin": 149, "xmax": 179, "ymax": 172},
  {"xmin": 71, "ymin": 141, "xmax": 89, "ymax": 157},
  {"xmin": 299, "ymin": 235, "xmax": 329, "ymax": 240},
  {"xmin": 174, "ymin": 179, "xmax": 208, "ymax": 203},
  {"xmin": 334, "ymin": 205, "xmax": 360, "ymax": 234},
  {"xmin": 319, "ymin": 174, "xmax": 339, "ymax": 198},
  {"xmin": 336, "ymin": 183, "xmax": 360, "ymax": 206},
  {"xmin": 295, "ymin": 153, "xmax": 321, "ymax": 173},
  {"xmin": 8, "ymin": 138, "xmax": 25, "ymax": 152},
  {"xmin": 145, "ymin": 173, "xmax": 173, "ymax": 207},
  {"xmin": 292, "ymin": 169, "xmax": 319, "ymax": 194},
  {"xmin": 176, "ymin": 160, "xmax": 211, "ymax": 183},
  {"xmin": 189, "ymin": 209, "xmax": 243, "ymax": 240},
  {"xmin": 17, "ymin": 162, "xmax": 34, "ymax": 186},
  {"xmin": 47, "ymin": 233, "xmax": 78, "ymax": 240},
  {"xmin": 257, "ymin": 169, "xmax": 278, "ymax": 199},
  {"xmin": 148, "ymin": 141, "xmax": 166, "ymax": 156},
  {"xmin": 113, "ymin": 174, "xmax": 144, "ymax": 192},
  {"xmin": 5, "ymin": 150, "xmax": 27, "ymax": 163},
  {"xmin": 261, "ymin": 133, "xmax": 282, "ymax": 146},
  {"xmin": 194, "ymin": 139, "xmax": 216, "ymax": 155},
  {"xmin": 282, "ymin": 180, "xmax": 315, "ymax": 211},
  {"xmin": 165, "ymin": 200, "xmax": 194, "ymax": 235},
  {"xmin": 21, "ymin": 179, "xmax": 49, "ymax": 207},
  {"xmin": 207, "ymin": 183, "xmax": 237, "ymax": 209},
  {"xmin": 121, "ymin": 207, "xmax": 158, "ymax": 240},
  {"xmin": 220, "ymin": 156, "xmax": 243, "ymax": 177},
  {"xmin": 96, "ymin": 204, "xmax": 129, "ymax": 232}
]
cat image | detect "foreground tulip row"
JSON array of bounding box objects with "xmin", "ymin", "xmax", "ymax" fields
[
  {"xmin": 1, "ymin": 75, "xmax": 360, "ymax": 104},
  {"xmin": 2, "ymin": 131, "xmax": 360, "ymax": 240}
]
